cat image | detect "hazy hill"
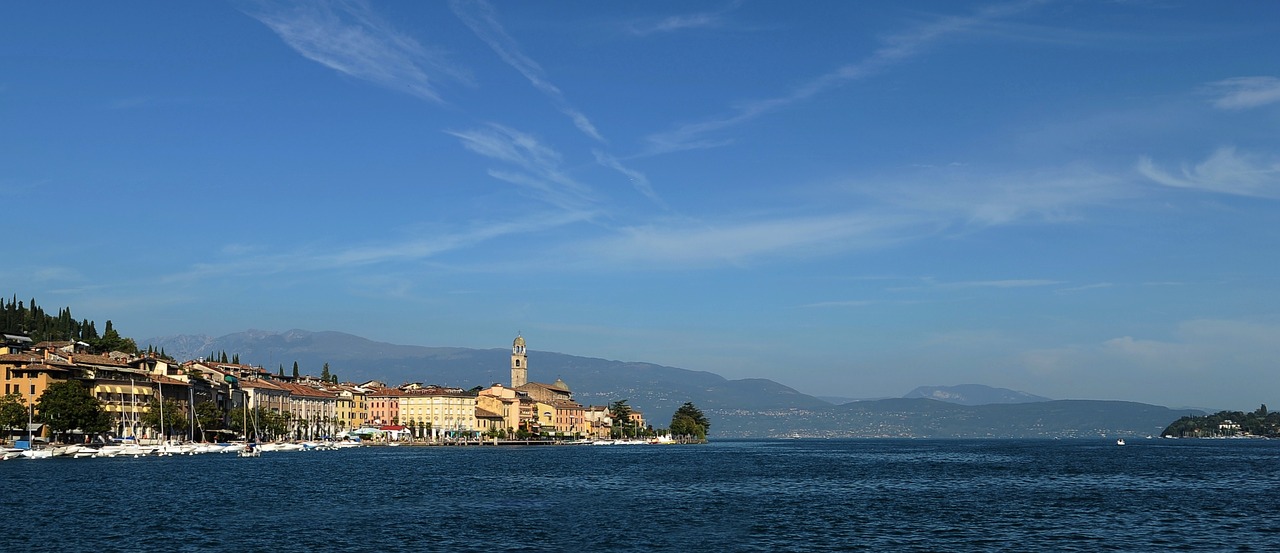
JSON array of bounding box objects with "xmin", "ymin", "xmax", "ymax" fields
[
  {"xmin": 903, "ymin": 384, "xmax": 1052, "ymax": 405},
  {"xmin": 718, "ymin": 398, "xmax": 1201, "ymax": 438},
  {"xmin": 144, "ymin": 329, "xmax": 832, "ymax": 422},
  {"xmin": 144, "ymin": 329, "xmax": 1199, "ymax": 438}
]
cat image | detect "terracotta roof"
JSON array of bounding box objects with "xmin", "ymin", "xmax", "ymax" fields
[
  {"xmin": 149, "ymin": 374, "xmax": 189, "ymax": 387},
  {"xmin": 0, "ymin": 353, "xmax": 42, "ymax": 363},
  {"xmin": 71, "ymin": 354, "xmax": 129, "ymax": 367},
  {"xmin": 474, "ymin": 407, "xmax": 504, "ymax": 419}
]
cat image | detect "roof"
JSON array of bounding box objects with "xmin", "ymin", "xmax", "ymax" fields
[
  {"xmin": 474, "ymin": 407, "xmax": 504, "ymax": 419},
  {"xmin": 513, "ymin": 334, "xmax": 525, "ymax": 347},
  {"xmin": 71, "ymin": 354, "xmax": 129, "ymax": 367}
]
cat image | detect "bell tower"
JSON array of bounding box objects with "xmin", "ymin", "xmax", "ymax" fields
[{"xmin": 511, "ymin": 334, "xmax": 528, "ymax": 388}]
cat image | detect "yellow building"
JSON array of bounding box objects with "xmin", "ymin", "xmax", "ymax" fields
[
  {"xmin": 399, "ymin": 388, "xmax": 478, "ymax": 440},
  {"xmin": 477, "ymin": 384, "xmax": 521, "ymax": 434}
]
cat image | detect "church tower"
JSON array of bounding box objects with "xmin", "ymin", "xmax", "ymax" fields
[{"xmin": 511, "ymin": 334, "xmax": 528, "ymax": 388}]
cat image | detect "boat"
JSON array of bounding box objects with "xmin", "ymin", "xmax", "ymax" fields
[
  {"xmin": 237, "ymin": 443, "xmax": 260, "ymax": 458},
  {"xmin": 1116, "ymin": 439, "xmax": 1126, "ymax": 446}
]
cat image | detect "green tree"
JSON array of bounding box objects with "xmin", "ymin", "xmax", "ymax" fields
[
  {"xmin": 193, "ymin": 401, "xmax": 224, "ymax": 442},
  {"xmin": 36, "ymin": 380, "xmax": 112, "ymax": 441},
  {"xmin": 139, "ymin": 397, "xmax": 189, "ymax": 439},
  {"xmin": 321, "ymin": 363, "xmax": 331, "ymax": 383},
  {"xmin": 92, "ymin": 320, "xmax": 138, "ymax": 354},
  {"xmin": 292, "ymin": 361, "xmax": 300, "ymax": 379},
  {"xmin": 0, "ymin": 393, "xmax": 27, "ymax": 440},
  {"xmin": 609, "ymin": 400, "xmax": 633, "ymax": 438}
]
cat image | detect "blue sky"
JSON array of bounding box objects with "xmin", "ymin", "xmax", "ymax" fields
[{"xmin": 4, "ymin": 1, "xmax": 1279, "ymax": 409}]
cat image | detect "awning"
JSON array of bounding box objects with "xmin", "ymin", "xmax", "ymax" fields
[{"xmin": 25, "ymin": 423, "xmax": 44, "ymax": 432}]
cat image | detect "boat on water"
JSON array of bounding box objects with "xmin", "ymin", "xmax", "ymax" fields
[
  {"xmin": 1116, "ymin": 439, "xmax": 1126, "ymax": 446},
  {"xmin": 238, "ymin": 443, "xmax": 260, "ymax": 458}
]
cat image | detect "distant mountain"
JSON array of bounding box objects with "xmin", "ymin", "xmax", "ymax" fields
[
  {"xmin": 720, "ymin": 398, "xmax": 1202, "ymax": 438},
  {"xmin": 143, "ymin": 329, "xmax": 833, "ymax": 424},
  {"xmin": 143, "ymin": 329, "xmax": 1197, "ymax": 439},
  {"xmin": 903, "ymin": 384, "xmax": 1051, "ymax": 406},
  {"xmin": 816, "ymin": 395, "xmax": 891, "ymax": 405}
]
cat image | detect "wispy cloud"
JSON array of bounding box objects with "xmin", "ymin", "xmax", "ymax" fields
[
  {"xmin": 852, "ymin": 164, "xmax": 1133, "ymax": 227},
  {"xmin": 246, "ymin": 0, "xmax": 470, "ymax": 103},
  {"xmin": 1138, "ymin": 146, "xmax": 1280, "ymax": 199},
  {"xmin": 1206, "ymin": 76, "xmax": 1280, "ymax": 110},
  {"xmin": 447, "ymin": 124, "xmax": 600, "ymax": 213},
  {"xmin": 449, "ymin": 0, "xmax": 603, "ymax": 141},
  {"xmin": 576, "ymin": 212, "xmax": 927, "ymax": 268},
  {"xmin": 645, "ymin": 1, "xmax": 1041, "ymax": 154},
  {"xmin": 802, "ymin": 300, "xmax": 878, "ymax": 308},
  {"xmin": 165, "ymin": 210, "xmax": 590, "ymax": 283},
  {"xmin": 940, "ymin": 279, "xmax": 1062, "ymax": 289},
  {"xmin": 593, "ymin": 150, "xmax": 665, "ymax": 208},
  {"xmin": 628, "ymin": 7, "xmax": 732, "ymax": 36},
  {"xmin": 449, "ymin": 0, "xmax": 661, "ymax": 205},
  {"xmin": 1055, "ymin": 282, "xmax": 1113, "ymax": 293}
]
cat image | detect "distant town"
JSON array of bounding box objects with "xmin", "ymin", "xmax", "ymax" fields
[{"xmin": 3, "ymin": 330, "xmax": 711, "ymax": 452}]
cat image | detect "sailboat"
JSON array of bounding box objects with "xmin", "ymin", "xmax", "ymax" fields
[{"xmin": 238, "ymin": 390, "xmax": 260, "ymax": 458}]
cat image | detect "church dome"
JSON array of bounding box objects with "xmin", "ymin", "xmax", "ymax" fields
[
  {"xmin": 513, "ymin": 335, "xmax": 526, "ymax": 347},
  {"xmin": 552, "ymin": 378, "xmax": 570, "ymax": 391}
]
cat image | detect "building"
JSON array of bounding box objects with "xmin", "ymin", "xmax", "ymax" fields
[
  {"xmin": 477, "ymin": 383, "xmax": 521, "ymax": 435},
  {"xmin": 367, "ymin": 387, "xmax": 402, "ymax": 426},
  {"xmin": 399, "ymin": 386, "xmax": 478, "ymax": 440}
]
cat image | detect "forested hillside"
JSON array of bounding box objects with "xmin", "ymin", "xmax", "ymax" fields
[{"xmin": 1, "ymin": 295, "xmax": 137, "ymax": 353}]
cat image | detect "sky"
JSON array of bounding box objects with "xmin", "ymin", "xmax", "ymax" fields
[{"xmin": 4, "ymin": 1, "xmax": 1279, "ymax": 410}]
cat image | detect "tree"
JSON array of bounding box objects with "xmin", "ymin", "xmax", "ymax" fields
[
  {"xmin": 609, "ymin": 400, "xmax": 633, "ymax": 438},
  {"xmin": 669, "ymin": 402, "xmax": 709, "ymax": 441},
  {"xmin": 292, "ymin": 361, "xmax": 300, "ymax": 379},
  {"xmin": 0, "ymin": 393, "xmax": 27, "ymax": 440},
  {"xmin": 36, "ymin": 381, "xmax": 112, "ymax": 441},
  {"xmin": 193, "ymin": 401, "xmax": 224, "ymax": 442},
  {"xmin": 92, "ymin": 320, "xmax": 138, "ymax": 354},
  {"xmin": 321, "ymin": 363, "xmax": 331, "ymax": 383},
  {"xmin": 139, "ymin": 397, "xmax": 189, "ymax": 439}
]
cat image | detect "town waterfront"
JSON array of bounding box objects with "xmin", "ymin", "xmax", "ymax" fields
[{"xmin": 4, "ymin": 438, "xmax": 1279, "ymax": 551}]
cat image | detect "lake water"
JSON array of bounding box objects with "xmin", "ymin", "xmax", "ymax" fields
[{"xmin": 3, "ymin": 439, "xmax": 1278, "ymax": 551}]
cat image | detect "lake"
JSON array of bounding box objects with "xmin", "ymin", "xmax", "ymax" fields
[{"xmin": 3, "ymin": 439, "xmax": 1278, "ymax": 551}]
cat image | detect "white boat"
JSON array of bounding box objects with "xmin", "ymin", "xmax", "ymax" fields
[
  {"xmin": 237, "ymin": 443, "xmax": 260, "ymax": 458},
  {"xmin": 2, "ymin": 448, "xmax": 24, "ymax": 461},
  {"xmin": 1116, "ymin": 439, "xmax": 1126, "ymax": 446},
  {"xmin": 21, "ymin": 448, "xmax": 54, "ymax": 459}
]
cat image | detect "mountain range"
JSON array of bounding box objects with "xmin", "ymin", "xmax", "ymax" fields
[{"xmin": 144, "ymin": 329, "xmax": 1200, "ymax": 438}]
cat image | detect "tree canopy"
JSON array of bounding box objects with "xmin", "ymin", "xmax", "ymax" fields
[
  {"xmin": 609, "ymin": 399, "xmax": 634, "ymax": 438},
  {"xmin": 0, "ymin": 393, "xmax": 27, "ymax": 436},
  {"xmin": 670, "ymin": 401, "xmax": 710, "ymax": 440},
  {"xmin": 1163, "ymin": 405, "xmax": 1280, "ymax": 438},
  {"xmin": 36, "ymin": 380, "xmax": 112, "ymax": 440},
  {"xmin": 138, "ymin": 397, "xmax": 189, "ymax": 439}
]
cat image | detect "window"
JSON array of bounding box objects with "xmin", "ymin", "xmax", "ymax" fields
[{"xmin": 30, "ymin": 384, "xmax": 36, "ymax": 395}]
